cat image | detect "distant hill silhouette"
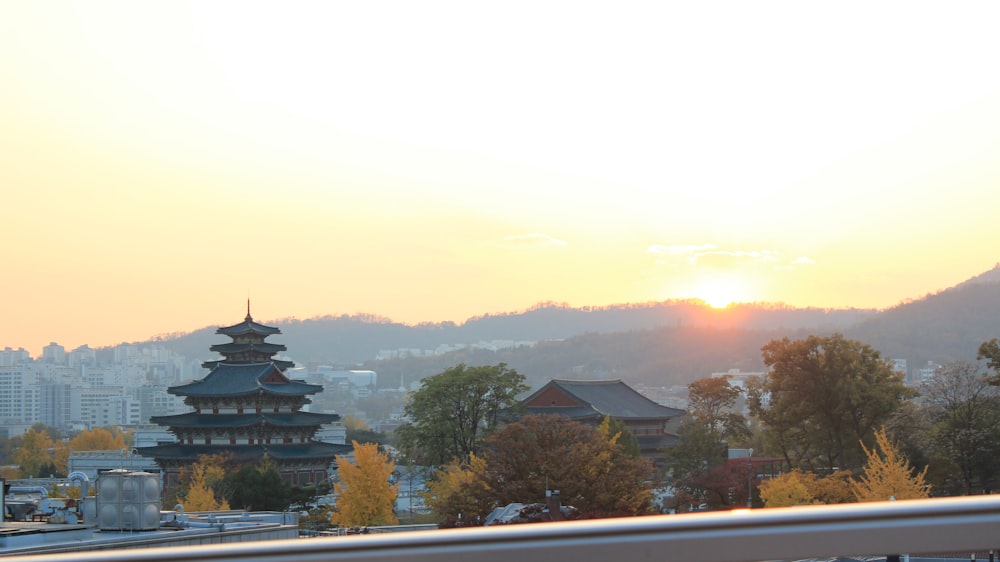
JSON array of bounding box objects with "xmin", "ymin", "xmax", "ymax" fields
[
  {"xmin": 846, "ymin": 263, "xmax": 1000, "ymax": 371},
  {"xmin": 151, "ymin": 301, "xmax": 873, "ymax": 367},
  {"xmin": 145, "ymin": 265, "xmax": 1000, "ymax": 388}
]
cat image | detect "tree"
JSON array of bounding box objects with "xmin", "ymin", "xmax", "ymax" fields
[
  {"xmin": 54, "ymin": 427, "xmax": 130, "ymax": 474},
  {"xmin": 852, "ymin": 428, "xmax": 930, "ymax": 502},
  {"xmin": 397, "ymin": 363, "xmax": 528, "ymax": 465},
  {"xmin": 13, "ymin": 428, "xmax": 55, "ymax": 478},
  {"xmin": 225, "ymin": 456, "xmax": 307, "ymax": 512},
  {"xmin": 422, "ymin": 454, "xmax": 493, "ymax": 527},
  {"xmin": 750, "ymin": 334, "xmax": 916, "ymax": 472},
  {"xmin": 177, "ymin": 454, "xmax": 232, "ymax": 511},
  {"xmin": 976, "ymin": 338, "xmax": 1000, "ymax": 385},
  {"xmin": 758, "ymin": 469, "xmax": 854, "ymax": 507},
  {"xmin": 917, "ymin": 360, "xmax": 1000, "ymax": 495},
  {"xmin": 598, "ymin": 416, "xmax": 641, "ymax": 458},
  {"xmin": 180, "ymin": 462, "xmax": 231, "ymax": 511},
  {"xmin": 687, "ymin": 376, "xmax": 751, "ymax": 443},
  {"xmin": 759, "ymin": 470, "xmax": 815, "ymax": 507},
  {"xmin": 480, "ymin": 415, "xmax": 654, "ymax": 519},
  {"xmin": 663, "ymin": 376, "xmax": 750, "ymax": 509},
  {"xmin": 331, "ymin": 441, "xmax": 399, "ymax": 527}
]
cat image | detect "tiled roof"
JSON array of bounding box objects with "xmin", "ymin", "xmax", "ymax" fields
[
  {"xmin": 524, "ymin": 379, "xmax": 685, "ymax": 420},
  {"xmin": 209, "ymin": 342, "xmax": 287, "ymax": 354},
  {"xmin": 149, "ymin": 411, "xmax": 340, "ymax": 428},
  {"xmin": 216, "ymin": 314, "xmax": 282, "ymax": 337},
  {"xmin": 169, "ymin": 362, "xmax": 323, "ymax": 397},
  {"xmin": 202, "ymin": 358, "xmax": 294, "ymax": 371},
  {"xmin": 135, "ymin": 441, "xmax": 352, "ymax": 462}
]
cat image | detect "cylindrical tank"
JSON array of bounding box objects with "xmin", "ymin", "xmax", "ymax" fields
[{"xmin": 96, "ymin": 470, "xmax": 161, "ymax": 531}]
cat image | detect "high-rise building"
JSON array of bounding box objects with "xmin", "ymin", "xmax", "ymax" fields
[{"xmin": 137, "ymin": 310, "xmax": 347, "ymax": 489}]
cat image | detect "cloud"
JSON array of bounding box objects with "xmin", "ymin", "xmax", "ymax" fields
[
  {"xmin": 647, "ymin": 243, "xmax": 813, "ymax": 269},
  {"xmin": 503, "ymin": 233, "xmax": 568, "ymax": 248}
]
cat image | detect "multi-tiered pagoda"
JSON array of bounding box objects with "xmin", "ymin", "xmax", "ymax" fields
[{"xmin": 138, "ymin": 308, "xmax": 347, "ymax": 490}]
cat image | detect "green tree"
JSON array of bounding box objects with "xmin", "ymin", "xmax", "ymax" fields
[
  {"xmin": 918, "ymin": 360, "xmax": 1000, "ymax": 495},
  {"xmin": 397, "ymin": 363, "xmax": 528, "ymax": 465},
  {"xmin": 687, "ymin": 376, "xmax": 751, "ymax": 443},
  {"xmin": 225, "ymin": 456, "xmax": 305, "ymax": 512},
  {"xmin": 976, "ymin": 338, "xmax": 1000, "ymax": 385},
  {"xmin": 852, "ymin": 428, "xmax": 930, "ymax": 502},
  {"xmin": 663, "ymin": 376, "xmax": 750, "ymax": 509},
  {"xmin": 331, "ymin": 441, "xmax": 399, "ymax": 527},
  {"xmin": 750, "ymin": 334, "xmax": 916, "ymax": 472}
]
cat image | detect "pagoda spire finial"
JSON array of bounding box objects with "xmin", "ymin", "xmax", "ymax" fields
[{"xmin": 246, "ymin": 298, "xmax": 252, "ymax": 321}]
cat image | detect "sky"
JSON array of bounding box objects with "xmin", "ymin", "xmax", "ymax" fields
[{"xmin": 4, "ymin": 1, "xmax": 1000, "ymax": 358}]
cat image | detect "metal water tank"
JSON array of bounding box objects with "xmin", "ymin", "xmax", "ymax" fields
[{"xmin": 96, "ymin": 470, "xmax": 161, "ymax": 531}]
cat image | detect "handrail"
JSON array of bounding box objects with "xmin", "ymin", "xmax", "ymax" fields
[{"xmin": 6, "ymin": 495, "xmax": 1000, "ymax": 562}]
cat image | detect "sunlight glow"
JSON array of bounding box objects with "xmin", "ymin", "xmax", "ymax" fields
[{"xmin": 697, "ymin": 280, "xmax": 747, "ymax": 309}]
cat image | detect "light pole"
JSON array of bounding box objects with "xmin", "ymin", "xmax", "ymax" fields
[{"xmin": 746, "ymin": 448, "xmax": 754, "ymax": 508}]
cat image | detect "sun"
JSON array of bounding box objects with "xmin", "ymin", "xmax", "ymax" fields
[{"xmin": 697, "ymin": 279, "xmax": 746, "ymax": 309}]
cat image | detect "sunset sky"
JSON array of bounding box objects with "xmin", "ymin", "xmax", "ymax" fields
[{"xmin": 4, "ymin": 2, "xmax": 1000, "ymax": 357}]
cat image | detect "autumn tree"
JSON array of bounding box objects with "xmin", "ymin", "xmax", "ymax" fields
[
  {"xmin": 180, "ymin": 463, "xmax": 231, "ymax": 511},
  {"xmin": 480, "ymin": 415, "xmax": 654, "ymax": 519},
  {"xmin": 750, "ymin": 334, "xmax": 916, "ymax": 472},
  {"xmin": 397, "ymin": 363, "xmax": 528, "ymax": 465},
  {"xmin": 852, "ymin": 428, "xmax": 930, "ymax": 502},
  {"xmin": 13, "ymin": 428, "xmax": 56, "ymax": 478},
  {"xmin": 53, "ymin": 427, "xmax": 131, "ymax": 474},
  {"xmin": 758, "ymin": 469, "xmax": 854, "ymax": 508},
  {"xmin": 917, "ymin": 360, "xmax": 1000, "ymax": 495},
  {"xmin": 177, "ymin": 454, "xmax": 232, "ymax": 511},
  {"xmin": 422, "ymin": 454, "xmax": 493, "ymax": 527},
  {"xmin": 598, "ymin": 416, "xmax": 641, "ymax": 458},
  {"xmin": 759, "ymin": 470, "xmax": 815, "ymax": 507},
  {"xmin": 331, "ymin": 441, "xmax": 399, "ymax": 527}
]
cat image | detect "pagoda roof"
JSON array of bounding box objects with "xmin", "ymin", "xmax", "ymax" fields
[
  {"xmin": 209, "ymin": 342, "xmax": 288, "ymax": 354},
  {"xmin": 522, "ymin": 379, "xmax": 686, "ymax": 421},
  {"xmin": 202, "ymin": 358, "xmax": 295, "ymax": 370},
  {"xmin": 135, "ymin": 442, "xmax": 352, "ymax": 462},
  {"xmin": 150, "ymin": 411, "xmax": 340, "ymax": 428},
  {"xmin": 170, "ymin": 362, "xmax": 323, "ymax": 397},
  {"xmin": 216, "ymin": 314, "xmax": 282, "ymax": 337}
]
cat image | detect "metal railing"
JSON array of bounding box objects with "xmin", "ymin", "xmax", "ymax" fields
[{"xmin": 7, "ymin": 495, "xmax": 1000, "ymax": 562}]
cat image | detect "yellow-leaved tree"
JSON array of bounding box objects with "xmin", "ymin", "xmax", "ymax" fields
[
  {"xmin": 759, "ymin": 470, "xmax": 815, "ymax": 507},
  {"xmin": 760, "ymin": 469, "xmax": 857, "ymax": 507},
  {"xmin": 331, "ymin": 441, "xmax": 399, "ymax": 527},
  {"xmin": 13, "ymin": 428, "xmax": 55, "ymax": 478},
  {"xmin": 178, "ymin": 454, "xmax": 231, "ymax": 511},
  {"xmin": 852, "ymin": 428, "xmax": 930, "ymax": 502},
  {"xmin": 422, "ymin": 454, "xmax": 492, "ymax": 527}
]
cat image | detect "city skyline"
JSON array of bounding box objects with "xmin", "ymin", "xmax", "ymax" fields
[{"xmin": 5, "ymin": 2, "xmax": 1000, "ymax": 357}]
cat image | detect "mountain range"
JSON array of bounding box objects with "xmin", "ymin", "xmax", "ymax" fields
[{"xmin": 148, "ymin": 264, "xmax": 1000, "ymax": 390}]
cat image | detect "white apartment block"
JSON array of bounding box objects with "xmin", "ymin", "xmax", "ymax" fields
[{"xmin": 0, "ymin": 366, "xmax": 41, "ymax": 427}]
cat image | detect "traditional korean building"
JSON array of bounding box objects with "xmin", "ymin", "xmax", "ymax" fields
[
  {"xmin": 521, "ymin": 379, "xmax": 686, "ymax": 462},
  {"xmin": 137, "ymin": 310, "xmax": 348, "ymax": 490}
]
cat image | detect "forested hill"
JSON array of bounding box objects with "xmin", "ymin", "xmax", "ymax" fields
[
  {"xmin": 146, "ymin": 264, "xmax": 1000, "ymax": 389},
  {"xmin": 846, "ymin": 275, "xmax": 1000, "ymax": 371},
  {"xmin": 153, "ymin": 300, "xmax": 875, "ymax": 367}
]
